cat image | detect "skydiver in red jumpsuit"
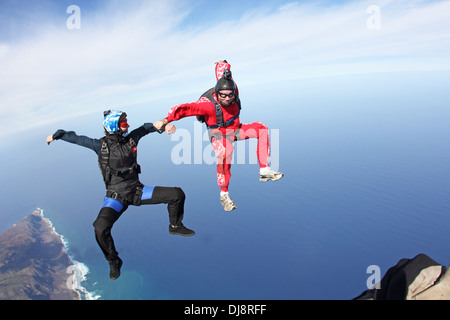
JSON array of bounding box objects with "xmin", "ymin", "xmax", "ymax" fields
[{"xmin": 154, "ymin": 60, "xmax": 283, "ymax": 212}]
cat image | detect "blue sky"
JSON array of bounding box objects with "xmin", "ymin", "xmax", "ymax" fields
[{"xmin": 1, "ymin": 0, "xmax": 449, "ymax": 136}]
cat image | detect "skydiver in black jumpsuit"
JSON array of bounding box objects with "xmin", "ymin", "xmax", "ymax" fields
[{"xmin": 47, "ymin": 110, "xmax": 195, "ymax": 280}]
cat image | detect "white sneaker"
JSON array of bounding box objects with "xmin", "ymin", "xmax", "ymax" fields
[
  {"xmin": 259, "ymin": 167, "xmax": 284, "ymax": 182},
  {"xmin": 220, "ymin": 192, "xmax": 237, "ymax": 212}
]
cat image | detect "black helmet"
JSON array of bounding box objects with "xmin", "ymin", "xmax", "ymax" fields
[{"xmin": 215, "ymin": 69, "xmax": 236, "ymax": 93}]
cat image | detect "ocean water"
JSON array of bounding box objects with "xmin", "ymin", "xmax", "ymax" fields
[{"xmin": 1, "ymin": 70, "xmax": 449, "ymax": 299}]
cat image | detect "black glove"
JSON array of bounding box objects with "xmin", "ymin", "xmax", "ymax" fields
[
  {"xmin": 157, "ymin": 124, "xmax": 167, "ymax": 134},
  {"xmin": 53, "ymin": 129, "xmax": 67, "ymax": 140}
]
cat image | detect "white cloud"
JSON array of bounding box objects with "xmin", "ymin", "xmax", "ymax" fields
[{"xmin": 1, "ymin": 0, "xmax": 449, "ymax": 136}]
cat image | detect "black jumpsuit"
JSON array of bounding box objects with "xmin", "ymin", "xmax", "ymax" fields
[{"xmin": 52, "ymin": 123, "xmax": 186, "ymax": 262}]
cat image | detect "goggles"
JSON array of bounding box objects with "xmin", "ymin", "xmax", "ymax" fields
[
  {"xmin": 218, "ymin": 92, "xmax": 235, "ymax": 99},
  {"xmin": 119, "ymin": 119, "xmax": 129, "ymax": 128}
]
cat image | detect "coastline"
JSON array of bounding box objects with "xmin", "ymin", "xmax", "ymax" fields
[{"xmin": 34, "ymin": 208, "xmax": 100, "ymax": 300}]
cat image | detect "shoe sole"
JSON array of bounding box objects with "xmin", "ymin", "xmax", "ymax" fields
[
  {"xmin": 259, "ymin": 174, "xmax": 284, "ymax": 182},
  {"xmin": 110, "ymin": 274, "xmax": 120, "ymax": 280},
  {"xmin": 109, "ymin": 260, "xmax": 123, "ymax": 280},
  {"xmin": 221, "ymin": 201, "xmax": 237, "ymax": 212},
  {"xmin": 223, "ymin": 205, "xmax": 237, "ymax": 212},
  {"xmin": 169, "ymin": 230, "xmax": 196, "ymax": 237}
]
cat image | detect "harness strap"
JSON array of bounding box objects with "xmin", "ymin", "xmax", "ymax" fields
[
  {"xmin": 199, "ymin": 88, "xmax": 241, "ymax": 130},
  {"xmin": 102, "ymin": 197, "xmax": 124, "ymax": 212},
  {"xmin": 108, "ymin": 163, "xmax": 141, "ymax": 176},
  {"xmin": 99, "ymin": 136, "xmax": 140, "ymax": 184},
  {"xmin": 207, "ymin": 128, "xmax": 241, "ymax": 144},
  {"xmin": 141, "ymin": 186, "xmax": 155, "ymax": 201},
  {"xmin": 99, "ymin": 139, "xmax": 111, "ymax": 183},
  {"xmin": 207, "ymin": 112, "xmax": 240, "ymax": 130}
]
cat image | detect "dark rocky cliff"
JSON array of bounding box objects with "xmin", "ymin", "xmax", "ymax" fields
[{"xmin": 0, "ymin": 209, "xmax": 80, "ymax": 300}]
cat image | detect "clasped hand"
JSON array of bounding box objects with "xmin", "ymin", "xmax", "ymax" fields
[{"xmin": 154, "ymin": 119, "xmax": 176, "ymax": 134}]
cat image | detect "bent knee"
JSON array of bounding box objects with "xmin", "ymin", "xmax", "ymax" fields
[
  {"xmin": 93, "ymin": 208, "xmax": 116, "ymax": 232},
  {"xmin": 173, "ymin": 187, "xmax": 185, "ymax": 201},
  {"xmin": 93, "ymin": 217, "xmax": 111, "ymax": 234},
  {"xmin": 255, "ymin": 121, "xmax": 268, "ymax": 130}
]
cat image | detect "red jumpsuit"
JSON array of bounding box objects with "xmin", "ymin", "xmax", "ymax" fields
[{"xmin": 165, "ymin": 61, "xmax": 270, "ymax": 192}]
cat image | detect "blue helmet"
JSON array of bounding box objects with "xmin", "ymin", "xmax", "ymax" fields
[{"xmin": 103, "ymin": 110, "xmax": 126, "ymax": 134}]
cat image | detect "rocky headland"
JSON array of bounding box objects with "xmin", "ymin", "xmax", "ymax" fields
[{"xmin": 0, "ymin": 209, "xmax": 80, "ymax": 300}]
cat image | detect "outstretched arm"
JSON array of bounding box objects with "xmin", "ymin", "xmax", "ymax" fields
[
  {"xmin": 129, "ymin": 122, "xmax": 176, "ymax": 145},
  {"xmin": 155, "ymin": 98, "xmax": 215, "ymax": 131},
  {"xmin": 46, "ymin": 129, "xmax": 101, "ymax": 154}
]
